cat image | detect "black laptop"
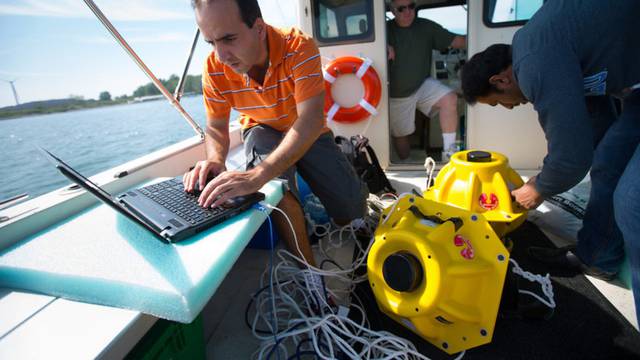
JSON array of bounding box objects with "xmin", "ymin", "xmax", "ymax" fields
[{"xmin": 41, "ymin": 148, "xmax": 265, "ymax": 243}]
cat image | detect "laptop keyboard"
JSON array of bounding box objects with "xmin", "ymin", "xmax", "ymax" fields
[{"xmin": 138, "ymin": 178, "xmax": 224, "ymax": 225}]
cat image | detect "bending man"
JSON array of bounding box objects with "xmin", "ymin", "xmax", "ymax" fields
[{"xmin": 461, "ymin": 0, "xmax": 640, "ymax": 326}]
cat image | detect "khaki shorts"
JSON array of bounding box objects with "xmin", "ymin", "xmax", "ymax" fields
[
  {"xmin": 389, "ymin": 77, "xmax": 453, "ymax": 137},
  {"xmin": 243, "ymin": 125, "xmax": 368, "ymax": 222}
]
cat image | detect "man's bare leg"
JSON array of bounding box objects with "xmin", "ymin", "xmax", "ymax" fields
[
  {"xmin": 434, "ymin": 92, "xmax": 459, "ymax": 161},
  {"xmin": 392, "ymin": 135, "xmax": 412, "ymax": 160},
  {"xmin": 272, "ymin": 191, "xmax": 316, "ymax": 267},
  {"xmin": 434, "ymin": 92, "xmax": 458, "ymax": 134},
  {"xmin": 272, "ymin": 192, "xmax": 328, "ymax": 307}
]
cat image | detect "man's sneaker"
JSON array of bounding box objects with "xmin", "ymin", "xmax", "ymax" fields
[
  {"xmin": 441, "ymin": 144, "xmax": 459, "ymax": 163},
  {"xmin": 527, "ymin": 246, "xmax": 617, "ymax": 281}
]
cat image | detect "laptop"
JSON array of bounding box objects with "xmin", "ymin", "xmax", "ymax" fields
[{"xmin": 41, "ymin": 148, "xmax": 265, "ymax": 243}]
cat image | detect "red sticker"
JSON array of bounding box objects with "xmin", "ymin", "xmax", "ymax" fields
[
  {"xmin": 453, "ymin": 235, "xmax": 475, "ymax": 260},
  {"xmin": 479, "ymin": 193, "xmax": 499, "ymax": 210}
]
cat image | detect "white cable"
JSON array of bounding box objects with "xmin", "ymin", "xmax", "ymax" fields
[
  {"xmin": 249, "ymin": 206, "xmax": 440, "ymax": 360},
  {"xmin": 263, "ymin": 203, "xmax": 376, "ymax": 278},
  {"xmin": 509, "ymin": 258, "xmax": 557, "ymax": 309},
  {"xmin": 263, "ymin": 203, "xmax": 302, "ymax": 260},
  {"xmin": 380, "ymin": 192, "xmax": 415, "ymax": 226}
]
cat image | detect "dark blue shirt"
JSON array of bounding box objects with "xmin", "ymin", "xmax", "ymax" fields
[{"xmin": 512, "ymin": 0, "xmax": 640, "ymax": 196}]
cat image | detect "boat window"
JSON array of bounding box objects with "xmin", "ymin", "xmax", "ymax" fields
[
  {"xmin": 311, "ymin": 0, "xmax": 374, "ymax": 46},
  {"xmin": 417, "ymin": 7, "xmax": 467, "ymax": 35},
  {"xmin": 483, "ymin": 0, "xmax": 544, "ymax": 28},
  {"xmin": 386, "ymin": 5, "xmax": 467, "ymax": 35}
]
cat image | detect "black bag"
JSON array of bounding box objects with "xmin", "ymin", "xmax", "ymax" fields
[{"xmin": 335, "ymin": 135, "xmax": 396, "ymax": 195}]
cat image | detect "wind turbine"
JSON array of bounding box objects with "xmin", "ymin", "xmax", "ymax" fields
[{"xmin": 1, "ymin": 78, "xmax": 20, "ymax": 106}]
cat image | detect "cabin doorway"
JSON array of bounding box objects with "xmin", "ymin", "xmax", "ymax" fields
[{"xmin": 385, "ymin": 0, "xmax": 468, "ymax": 166}]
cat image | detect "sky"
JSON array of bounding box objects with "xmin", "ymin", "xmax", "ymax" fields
[{"xmin": 0, "ymin": 0, "xmax": 297, "ymax": 108}]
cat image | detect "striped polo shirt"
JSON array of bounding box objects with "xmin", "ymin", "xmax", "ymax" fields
[{"xmin": 202, "ymin": 25, "xmax": 327, "ymax": 132}]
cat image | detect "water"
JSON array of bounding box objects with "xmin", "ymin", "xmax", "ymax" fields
[{"xmin": 0, "ymin": 95, "xmax": 228, "ymax": 201}]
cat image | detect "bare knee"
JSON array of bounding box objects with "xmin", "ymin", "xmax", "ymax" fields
[{"xmin": 437, "ymin": 92, "xmax": 457, "ymax": 111}]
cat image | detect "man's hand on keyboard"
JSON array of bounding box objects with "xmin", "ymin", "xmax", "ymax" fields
[
  {"xmin": 198, "ymin": 169, "xmax": 265, "ymax": 208},
  {"xmin": 182, "ymin": 160, "xmax": 226, "ymax": 193}
]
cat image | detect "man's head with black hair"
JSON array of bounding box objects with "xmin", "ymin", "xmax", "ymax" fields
[
  {"xmin": 192, "ymin": 0, "xmax": 262, "ymax": 29},
  {"xmin": 193, "ymin": 0, "xmax": 268, "ymax": 75},
  {"xmin": 461, "ymin": 43, "xmax": 527, "ymax": 109}
]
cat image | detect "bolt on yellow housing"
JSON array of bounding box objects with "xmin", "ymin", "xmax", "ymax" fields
[
  {"xmin": 368, "ymin": 194, "xmax": 509, "ymax": 354},
  {"xmin": 424, "ymin": 150, "xmax": 527, "ymax": 237}
]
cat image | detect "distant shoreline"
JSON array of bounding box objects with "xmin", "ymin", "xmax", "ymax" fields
[
  {"xmin": 0, "ymin": 99, "xmax": 128, "ymax": 120},
  {"xmin": 0, "ymin": 74, "xmax": 204, "ymax": 121},
  {"xmin": 0, "ymin": 93, "xmax": 202, "ymax": 121}
]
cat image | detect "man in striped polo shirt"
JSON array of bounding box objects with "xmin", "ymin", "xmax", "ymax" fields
[{"xmin": 184, "ymin": 0, "xmax": 368, "ymax": 281}]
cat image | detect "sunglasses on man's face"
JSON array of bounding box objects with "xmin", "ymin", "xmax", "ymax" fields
[{"xmin": 395, "ymin": 3, "xmax": 416, "ymax": 13}]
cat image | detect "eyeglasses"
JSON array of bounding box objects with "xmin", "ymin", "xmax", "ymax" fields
[{"xmin": 395, "ymin": 3, "xmax": 416, "ymax": 13}]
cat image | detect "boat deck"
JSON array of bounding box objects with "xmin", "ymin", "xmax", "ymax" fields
[
  {"xmin": 1, "ymin": 170, "xmax": 637, "ymax": 358},
  {"xmin": 201, "ymin": 170, "xmax": 639, "ymax": 359}
]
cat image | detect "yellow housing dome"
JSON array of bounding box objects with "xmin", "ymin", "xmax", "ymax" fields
[{"xmin": 424, "ymin": 150, "xmax": 527, "ymax": 237}]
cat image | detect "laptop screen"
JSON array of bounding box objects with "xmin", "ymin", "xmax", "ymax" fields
[{"xmin": 40, "ymin": 147, "xmax": 114, "ymax": 201}]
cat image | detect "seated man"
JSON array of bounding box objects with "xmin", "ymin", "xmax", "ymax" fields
[
  {"xmin": 183, "ymin": 0, "xmax": 368, "ymax": 288},
  {"xmin": 387, "ymin": 0, "xmax": 466, "ymax": 161},
  {"xmin": 460, "ymin": 0, "xmax": 640, "ymax": 327}
]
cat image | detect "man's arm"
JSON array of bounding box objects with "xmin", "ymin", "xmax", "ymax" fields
[
  {"xmin": 198, "ymin": 92, "xmax": 325, "ymax": 208},
  {"xmin": 252, "ymin": 92, "xmax": 325, "ymax": 183},
  {"xmin": 183, "ymin": 117, "xmax": 230, "ymax": 192},
  {"xmin": 386, "ymin": 20, "xmax": 395, "ymax": 61},
  {"xmin": 511, "ymin": 49, "xmax": 593, "ymax": 208}
]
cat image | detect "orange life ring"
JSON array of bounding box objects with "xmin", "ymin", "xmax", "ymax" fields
[{"xmin": 323, "ymin": 56, "xmax": 382, "ymax": 123}]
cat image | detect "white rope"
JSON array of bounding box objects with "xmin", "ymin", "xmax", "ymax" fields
[
  {"xmin": 509, "ymin": 258, "xmax": 557, "ymax": 309},
  {"xmin": 359, "ymin": 116, "xmax": 374, "ymax": 137},
  {"xmin": 423, "ymin": 157, "xmax": 436, "ymax": 190},
  {"xmin": 249, "ymin": 205, "xmax": 452, "ymax": 360}
]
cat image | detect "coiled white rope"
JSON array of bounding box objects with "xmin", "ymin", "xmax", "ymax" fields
[{"xmin": 509, "ymin": 258, "xmax": 557, "ymax": 309}]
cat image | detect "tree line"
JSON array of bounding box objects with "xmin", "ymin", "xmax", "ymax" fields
[
  {"xmin": 99, "ymin": 74, "xmax": 203, "ymax": 101},
  {"xmin": 0, "ymin": 74, "xmax": 204, "ymax": 119}
]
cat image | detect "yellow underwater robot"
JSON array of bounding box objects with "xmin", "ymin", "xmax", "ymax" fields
[{"xmin": 367, "ymin": 150, "xmax": 527, "ymax": 354}]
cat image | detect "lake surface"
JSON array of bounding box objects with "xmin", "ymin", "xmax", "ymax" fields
[{"xmin": 0, "ymin": 95, "xmax": 234, "ymax": 201}]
